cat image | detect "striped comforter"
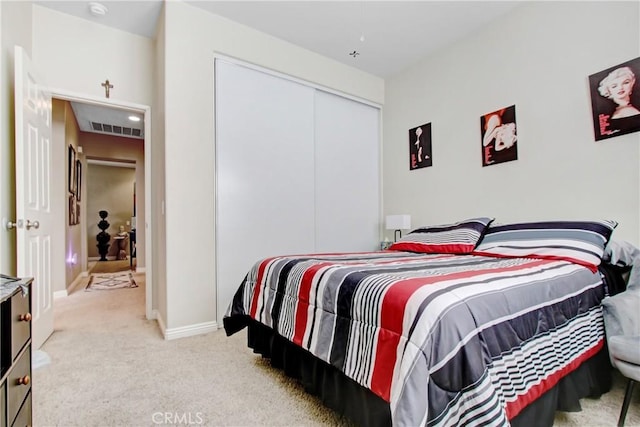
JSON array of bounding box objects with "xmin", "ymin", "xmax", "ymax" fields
[{"xmin": 223, "ymin": 251, "xmax": 606, "ymax": 426}]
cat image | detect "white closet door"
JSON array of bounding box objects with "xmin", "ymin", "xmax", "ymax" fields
[
  {"xmin": 314, "ymin": 91, "xmax": 380, "ymax": 252},
  {"xmin": 215, "ymin": 61, "xmax": 316, "ymax": 324}
]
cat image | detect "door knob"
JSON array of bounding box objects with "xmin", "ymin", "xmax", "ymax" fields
[
  {"xmin": 3, "ymin": 219, "xmax": 22, "ymax": 230},
  {"xmin": 25, "ymin": 220, "xmax": 39, "ymax": 230}
]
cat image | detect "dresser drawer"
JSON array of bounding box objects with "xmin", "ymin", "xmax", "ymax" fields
[
  {"xmin": 1, "ymin": 381, "xmax": 5, "ymax": 427},
  {"xmin": 9, "ymin": 293, "xmax": 30, "ymax": 363},
  {"xmin": 6, "ymin": 347, "xmax": 30, "ymax": 427},
  {"xmin": 10, "ymin": 391, "xmax": 30, "ymax": 427}
]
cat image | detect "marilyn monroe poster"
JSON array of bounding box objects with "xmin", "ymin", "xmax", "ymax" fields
[
  {"xmin": 481, "ymin": 105, "xmax": 518, "ymax": 167},
  {"xmin": 589, "ymin": 57, "xmax": 640, "ymax": 141}
]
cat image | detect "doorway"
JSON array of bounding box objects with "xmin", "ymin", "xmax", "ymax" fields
[{"xmin": 51, "ymin": 91, "xmax": 154, "ymax": 320}]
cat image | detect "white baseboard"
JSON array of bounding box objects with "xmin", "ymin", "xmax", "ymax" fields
[
  {"xmin": 53, "ymin": 290, "xmax": 68, "ymax": 299},
  {"xmin": 88, "ymin": 256, "xmax": 118, "ymax": 261},
  {"xmin": 64, "ymin": 272, "xmax": 88, "ymax": 295},
  {"xmin": 162, "ymin": 320, "xmax": 218, "ymax": 341},
  {"xmin": 155, "ymin": 311, "xmax": 166, "ymax": 335}
]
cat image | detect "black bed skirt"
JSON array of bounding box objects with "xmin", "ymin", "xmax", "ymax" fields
[{"xmin": 239, "ymin": 317, "xmax": 613, "ymax": 427}]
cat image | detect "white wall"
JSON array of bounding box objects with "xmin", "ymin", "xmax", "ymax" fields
[
  {"xmin": 152, "ymin": 5, "xmax": 166, "ymax": 323},
  {"xmin": 0, "ymin": 1, "xmax": 32, "ymax": 274},
  {"xmin": 162, "ymin": 1, "xmax": 384, "ymax": 332},
  {"xmin": 30, "ymin": 4, "xmax": 155, "ymax": 292},
  {"xmin": 31, "ymin": 6, "xmax": 154, "ymax": 105},
  {"xmin": 383, "ymin": 1, "xmax": 640, "ymax": 245}
]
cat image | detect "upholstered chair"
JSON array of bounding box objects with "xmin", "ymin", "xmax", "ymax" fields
[{"xmin": 601, "ymin": 240, "xmax": 640, "ymax": 427}]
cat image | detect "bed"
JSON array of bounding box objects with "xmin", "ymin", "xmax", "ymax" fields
[{"xmin": 223, "ymin": 218, "xmax": 620, "ymax": 426}]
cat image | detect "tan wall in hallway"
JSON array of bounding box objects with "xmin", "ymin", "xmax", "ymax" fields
[
  {"xmin": 80, "ymin": 132, "xmax": 145, "ymax": 267},
  {"xmin": 86, "ymin": 164, "xmax": 135, "ymax": 258},
  {"xmin": 53, "ymin": 100, "xmax": 84, "ymax": 290}
]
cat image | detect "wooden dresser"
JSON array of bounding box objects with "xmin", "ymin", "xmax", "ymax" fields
[{"xmin": 0, "ymin": 275, "xmax": 33, "ymax": 427}]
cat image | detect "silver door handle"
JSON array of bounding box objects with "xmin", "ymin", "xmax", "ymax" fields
[
  {"xmin": 25, "ymin": 220, "xmax": 39, "ymax": 230},
  {"xmin": 4, "ymin": 219, "xmax": 22, "ymax": 230}
]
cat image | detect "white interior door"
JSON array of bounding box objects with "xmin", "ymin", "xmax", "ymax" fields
[
  {"xmin": 314, "ymin": 91, "xmax": 380, "ymax": 252},
  {"xmin": 14, "ymin": 46, "xmax": 54, "ymax": 350},
  {"xmin": 215, "ymin": 60, "xmax": 316, "ymax": 325}
]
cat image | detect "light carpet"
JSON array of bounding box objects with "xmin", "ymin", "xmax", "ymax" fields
[
  {"xmin": 89, "ymin": 259, "xmax": 134, "ymax": 274},
  {"xmin": 33, "ymin": 276, "xmax": 640, "ymax": 426}
]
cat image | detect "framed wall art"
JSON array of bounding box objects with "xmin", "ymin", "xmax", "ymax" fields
[
  {"xmin": 588, "ymin": 56, "xmax": 640, "ymax": 141},
  {"xmin": 409, "ymin": 122, "xmax": 432, "ymax": 170},
  {"xmin": 76, "ymin": 159, "xmax": 82, "ymax": 201},
  {"xmin": 481, "ymin": 105, "xmax": 518, "ymax": 167},
  {"xmin": 68, "ymin": 145, "xmax": 76, "ymax": 194},
  {"xmin": 69, "ymin": 195, "xmax": 75, "ymax": 226}
]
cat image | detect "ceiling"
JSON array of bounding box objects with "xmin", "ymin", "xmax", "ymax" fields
[
  {"xmin": 36, "ymin": 0, "xmax": 522, "ymax": 133},
  {"xmin": 70, "ymin": 102, "xmax": 144, "ymax": 139}
]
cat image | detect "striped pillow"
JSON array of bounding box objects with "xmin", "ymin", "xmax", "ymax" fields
[
  {"xmin": 388, "ymin": 217, "xmax": 495, "ymax": 254},
  {"xmin": 473, "ymin": 220, "xmax": 618, "ymax": 272}
]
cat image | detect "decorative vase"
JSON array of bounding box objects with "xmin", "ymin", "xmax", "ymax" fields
[{"xmin": 96, "ymin": 210, "xmax": 111, "ymax": 261}]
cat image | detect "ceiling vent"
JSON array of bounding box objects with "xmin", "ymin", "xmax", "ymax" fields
[{"xmin": 90, "ymin": 121, "xmax": 144, "ymax": 139}]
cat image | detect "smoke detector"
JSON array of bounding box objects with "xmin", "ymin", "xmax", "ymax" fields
[{"xmin": 88, "ymin": 2, "xmax": 108, "ymax": 17}]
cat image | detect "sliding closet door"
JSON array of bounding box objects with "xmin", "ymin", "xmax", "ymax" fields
[
  {"xmin": 314, "ymin": 91, "xmax": 380, "ymax": 252},
  {"xmin": 215, "ymin": 61, "xmax": 316, "ymax": 324}
]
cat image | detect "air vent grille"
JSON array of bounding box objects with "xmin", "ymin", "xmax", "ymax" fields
[{"xmin": 90, "ymin": 121, "xmax": 144, "ymax": 139}]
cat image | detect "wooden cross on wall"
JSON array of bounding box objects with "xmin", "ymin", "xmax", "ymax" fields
[{"xmin": 101, "ymin": 79, "xmax": 113, "ymax": 98}]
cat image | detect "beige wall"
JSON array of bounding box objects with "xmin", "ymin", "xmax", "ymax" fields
[
  {"xmin": 0, "ymin": 1, "xmax": 32, "ymax": 275},
  {"xmin": 31, "ymin": 6, "xmax": 154, "ymax": 106},
  {"xmin": 162, "ymin": 1, "xmax": 384, "ymax": 332},
  {"xmin": 7, "ymin": 1, "xmax": 636, "ymax": 339},
  {"xmin": 60, "ymin": 100, "xmax": 84, "ymax": 288},
  {"xmin": 21, "ymin": 0, "xmax": 383, "ymax": 335},
  {"xmin": 85, "ymin": 164, "xmax": 135, "ymax": 258},
  {"xmin": 31, "ymin": 3, "xmax": 151, "ymax": 272},
  {"xmin": 152, "ymin": 6, "xmax": 167, "ymax": 321},
  {"xmin": 51, "ymin": 99, "xmax": 80, "ymax": 293},
  {"xmin": 383, "ymin": 1, "xmax": 640, "ymax": 245},
  {"xmin": 29, "ymin": 2, "xmax": 154, "ymax": 310}
]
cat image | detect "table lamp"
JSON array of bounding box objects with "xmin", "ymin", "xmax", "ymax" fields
[{"xmin": 386, "ymin": 214, "xmax": 411, "ymax": 242}]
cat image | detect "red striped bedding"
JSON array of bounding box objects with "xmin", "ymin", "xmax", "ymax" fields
[{"xmin": 224, "ymin": 251, "xmax": 605, "ymax": 426}]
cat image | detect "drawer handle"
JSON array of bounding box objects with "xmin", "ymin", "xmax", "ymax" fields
[
  {"xmin": 17, "ymin": 375, "xmax": 30, "ymax": 386},
  {"xmin": 19, "ymin": 313, "xmax": 32, "ymax": 322}
]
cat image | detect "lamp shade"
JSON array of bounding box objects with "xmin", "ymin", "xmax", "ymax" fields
[{"xmin": 385, "ymin": 214, "xmax": 411, "ymax": 230}]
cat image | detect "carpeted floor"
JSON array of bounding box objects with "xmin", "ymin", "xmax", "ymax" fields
[{"xmin": 33, "ymin": 276, "xmax": 640, "ymax": 426}]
